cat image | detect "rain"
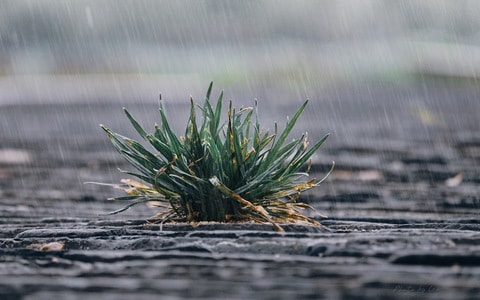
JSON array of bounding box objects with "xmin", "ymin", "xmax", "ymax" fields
[{"xmin": 1, "ymin": 1, "xmax": 479, "ymax": 299}]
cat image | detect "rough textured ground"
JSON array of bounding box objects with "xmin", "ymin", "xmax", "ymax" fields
[{"xmin": 1, "ymin": 79, "xmax": 479, "ymax": 299}]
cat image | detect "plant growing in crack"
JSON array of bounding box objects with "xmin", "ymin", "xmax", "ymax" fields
[{"xmin": 97, "ymin": 82, "xmax": 333, "ymax": 231}]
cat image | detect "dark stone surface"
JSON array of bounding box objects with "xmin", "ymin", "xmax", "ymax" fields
[{"xmin": 1, "ymin": 79, "xmax": 480, "ymax": 299}]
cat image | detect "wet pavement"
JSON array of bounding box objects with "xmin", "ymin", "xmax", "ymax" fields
[{"xmin": 1, "ymin": 79, "xmax": 479, "ymax": 299}]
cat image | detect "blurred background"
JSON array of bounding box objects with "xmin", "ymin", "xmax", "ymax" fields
[
  {"xmin": 1, "ymin": 0, "xmax": 480, "ymax": 104},
  {"xmin": 0, "ymin": 0, "xmax": 479, "ymax": 217},
  {"xmin": 1, "ymin": 5, "xmax": 479, "ymax": 299}
]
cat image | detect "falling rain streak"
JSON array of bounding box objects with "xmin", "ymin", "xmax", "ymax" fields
[{"xmin": 0, "ymin": 1, "xmax": 479, "ymax": 299}]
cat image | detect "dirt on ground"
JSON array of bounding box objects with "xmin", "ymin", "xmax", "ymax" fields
[{"xmin": 1, "ymin": 79, "xmax": 479, "ymax": 299}]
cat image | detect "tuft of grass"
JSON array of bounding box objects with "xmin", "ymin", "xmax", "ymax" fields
[{"xmin": 98, "ymin": 82, "xmax": 332, "ymax": 231}]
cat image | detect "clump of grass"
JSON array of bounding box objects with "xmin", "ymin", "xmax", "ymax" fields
[{"xmin": 99, "ymin": 82, "xmax": 332, "ymax": 231}]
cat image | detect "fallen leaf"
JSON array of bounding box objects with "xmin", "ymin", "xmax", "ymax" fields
[
  {"xmin": 41, "ymin": 242, "xmax": 64, "ymax": 251},
  {"xmin": 0, "ymin": 149, "xmax": 31, "ymax": 164},
  {"xmin": 0, "ymin": 168, "xmax": 13, "ymax": 179},
  {"xmin": 358, "ymin": 170, "xmax": 383, "ymax": 181},
  {"xmin": 332, "ymin": 170, "xmax": 353, "ymax": 180},
  {"xmin": 333, "ymin": 170, "xmax": 383, "ymax": 181},
  {"xmin": 445, "ymin": 173, "xmax": 463, "ymax": 187}
]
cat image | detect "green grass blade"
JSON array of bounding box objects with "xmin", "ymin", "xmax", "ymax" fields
[
  {"xmin": 123, "ymin": 108, "xmax": 149, "ymax": 140},
  {"xmin": 100, "ymin": 83, "xmax": 330, "ymax": 227}
]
